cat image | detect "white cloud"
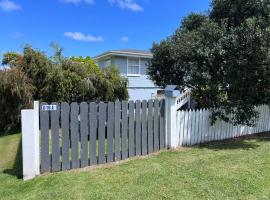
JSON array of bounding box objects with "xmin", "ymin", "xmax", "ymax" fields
[
  {"xmin": 11, "ymin": 32, "xmax": 23, "ymax": 39},
  {"xmin": 61, "ymin": 0, "xmax": 94, "ymax": 5},
  {"xmin": 121, "ymin": 36, "xmax": 129, "ymax": 42},
  {"xmin": 63, "ymin": 32, "xmax": 104, "ymax": 42},
  {"xmin": 108, "ymin": 0, "xmax": 143, "ymax": 12},
  {"xmin": 0, "ymin": 0, "xmax": 21, "ymax": 12}
]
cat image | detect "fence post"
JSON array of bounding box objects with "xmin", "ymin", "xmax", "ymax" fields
[
  {"xmin": 33, "ymin": 101, "xmax": 40, "ymax": 175},
  {"xmin": 165, "ymin": 86, "xmax": 180, "ymax": 148},
  {"xmin": 22, "ymin": 101, "xmax": 40, "ymax": 180}
]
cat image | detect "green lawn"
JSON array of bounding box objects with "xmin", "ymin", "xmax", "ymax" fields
[{"xmin": 0, "ymin": 133, "xmax": 270, "ymax": 200}]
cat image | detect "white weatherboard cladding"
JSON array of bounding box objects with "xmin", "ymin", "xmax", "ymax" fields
[
  {"xmin": 127, "ymin": 75, "xmax": 157, "ymax": 88},
  {"xmin": 128, "ymin": 88, "xmax": 159, "ymax": 101}
]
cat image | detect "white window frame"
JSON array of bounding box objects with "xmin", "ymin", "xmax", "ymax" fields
[{"xmin": 127, "ymin": 57, "xmax": 141, "ymax": 77}]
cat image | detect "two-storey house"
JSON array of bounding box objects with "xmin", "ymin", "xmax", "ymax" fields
[{"xmin": 94, "ymin": 49, "xmax": 160, "ymax": 100}]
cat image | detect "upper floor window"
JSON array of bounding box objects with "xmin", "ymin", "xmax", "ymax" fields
[
  {"xmin": 127, "ymin": 58, "xmax": 140, "ymax": 76},
  {"xmin": 105, "ymin": 59, "xmax": 111, "ymax": 67}
]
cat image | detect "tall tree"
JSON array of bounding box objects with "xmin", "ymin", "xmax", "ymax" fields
[{"xmin": 148, "ymin": 0, "xmax": 270, "ymax": 125}]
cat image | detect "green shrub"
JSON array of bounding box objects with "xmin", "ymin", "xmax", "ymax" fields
[
  {"xmin": 1, "ymin": 46, "xmax": 128, "ymax": 134},
  {"xmin": 0, "ymin": 68, "xmax": 35, "ymax": 133}
]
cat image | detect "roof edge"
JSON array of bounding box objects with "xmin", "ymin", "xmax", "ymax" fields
[{"xmin": 93, "ymin": 50, "xmax": 153, "ymax": 60}]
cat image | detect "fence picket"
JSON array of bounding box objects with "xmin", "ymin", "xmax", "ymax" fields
[
  {"xmin": 258, "ymin": 106, "xmax": 263, "ymax": 133},
  {"xmin": 203, "ymin": 110, "xmax": 208, "ymax": 142},
  {"xmin": 135, "ymin": 100, "xmax": 142, "ymax": 155},
  {"xmin": 224, "ymin": 122, "xmax": 229, "ymax": 139},
  {"xmin": 190, "ymin": 110, "xmax": 195, "ymax": 145},
  {"xmin": 218, "ymin": 119, "xmax": 222, "ymax": 141},
  {"xmin": 194, "ymin": 110, "xmax": 199, "ymax": 144},
  {"xmin": 147, "ymin": 100, "xmax": 154, "ymax": 153},
  {"xmin": 263, "ymin": 105, "xmax": 266, "ymax": 131},
  {"xmin": 194, "ymin": 110, "xmax": 198, "ymax": 144},
  {"xmin": 160, "ymin": 99, "xmax": 166, "ymax": 149},
  {"xmin": 204, "ymin": 110, "xmax": 210, "ymax": 142},
  {"xmin": 208, "ymin": 113, "xmax": 213, "ymax": 141},
  {"xmin": 218, "ymin": 120, "xmax": 222, "ymax": 140},
  {"xmin": 220, "ymin": 121, "xmax": 225, "ymax": 140},
  {"xmin": 187, "ymin": 110, "xmax": 192, "ymax": 145},
  {"xmin": 218, "ymin": 120, "xmax": 223, "ymax": 140},
  {"xmin": 267, "ymin": 105, "xmax": 270, "ymax": 131},
  {"xmin": 205, "ymin": 109, "xmax": 209, "ymax": 142},
  {"xmin": 51, "ymin": 102, "xmax": 60, "ymax": 172},
  {"xmin": 71, "ymin": 102, "xmax": 79, "ymax": 169},
  {"xmin": 201, "ymin": 109, "xmax": 205, "ymax": 143},
  {"xmin": 255, "ymin": 106, "xmax": 259, "ymax": 133},
  {"xmin": 225, "ymin": 121, "xmax": 229, "ymax": 139},
  {"xmin": 89, "ymin": 102, "xmax": 97, "ymax": 165},
  {"xmin": 98, "ymin": 102, "xmax": 106, "ymax": 164},
  {"xmin": 107, "ymin": 102, "xmax": 114, "ymax": 162},
  {"xmin": 154, "ymin": 100, "xmax": 159, "ymax": 151},
  {"xmin": 40, "ymin": 102, "xmax": 50, "ymax": 173},
  {"xmin": 122, "ymin": 101, "xmax": 128, "ymax": 160},
  {"xmin": 80, "ymin": 102, "xmax": 89, "ymax": 168},
  {"xmin": 262, "ymin": 105, "xmax": 266, "ymax": 132},
  {"xmin": 114, "ymin": 101, "xmax": 121, "ymax": 161},
  {"xmin": 61, "ymin": 102, "xmax": 70, "ymax": 170},
  {"xmin": 128, "ymin": 101, "xmax": 135, "ymax": 157},
  {"xmin": 178, "ymin": 111, "xmax": 184, "ymax": 146},
  {"xmin": 228, "ymin": 116, "xmax": 232, "ymax": 138},
  {"xmin": 228, "ymin": 122, "xmax": 232, "ymax": 139},
  {"xmin": 198, "ymin": 109, "xmax": 202, "ymax": 143},
  {"xmin": 183, "ymin": 109, "xmax": 188, "ymax": 146},
  {"xmin": 141, "ymin": 100, "xmax": 147, "ymax": 155},
  {"xmin": 233, "ymin": 123, "xmax": 237, "ymax": 138}
]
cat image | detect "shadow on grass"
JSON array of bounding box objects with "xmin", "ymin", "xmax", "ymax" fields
[
  {"xmin": 3, "ymin": 138, "xmax": 23, "ymax": 179},
  {"xmin": 254, "ymin": 132, "xmax": 270, "ymax": 142},
  {"xmin": 0, "ymin": 128, "xmax": 20, "ymax": 137},
  {"xmin": 198, "ymin": 132, "xmax": 270, "ymax": 151}
]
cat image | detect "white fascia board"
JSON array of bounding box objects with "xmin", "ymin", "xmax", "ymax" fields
[{"xmin": 94, "ymin": 51, "xmax": 153, "ymax": 61}]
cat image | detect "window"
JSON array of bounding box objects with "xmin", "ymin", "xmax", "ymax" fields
[
  {"xmin": 105, "ymin": 59, "xmax": 111, "ymax": 67},
  {"xmin": 127, "ymin": 58, "xmax": 140, "ymax": 76}
]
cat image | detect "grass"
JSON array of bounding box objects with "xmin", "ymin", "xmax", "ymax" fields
[{"xmin": 0, "ymin": 133, "xmax": 270, "ymax": 200}]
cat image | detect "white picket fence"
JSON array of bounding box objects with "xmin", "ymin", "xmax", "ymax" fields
[{"xmin": 176, "ymin": 105, "xmax": 270, "ymax": 146}]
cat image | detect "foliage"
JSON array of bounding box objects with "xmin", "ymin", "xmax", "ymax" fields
[
  {"xmin": 94, "ymin": 66, "xmax": 128, "ymax": 101},
  {"xmin": 1, "ymin": 45, "xmax": 128, "ymax": 133},
  {"xmin": 148, "ymin": 0, "xmax": 270, "ymax": 125},
  {"xmin": 70, "ymin": 56, "xmax": 101, "ymax": 75},
  {"xmin": 2, "ymin": 46, "xmax": 52, "ymax": 100},
  {"xmin": 0, "ymin": 68, "xmax": 35, "ymax": 132}
]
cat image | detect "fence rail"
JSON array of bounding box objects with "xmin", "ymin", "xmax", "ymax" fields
[
  {"xmin": 176, "ymin": 105, "xmax": 270, "ymax": 146},
  {"xmin": 39, "ymin": 99, "xmax": 166, "ymax": 173}
]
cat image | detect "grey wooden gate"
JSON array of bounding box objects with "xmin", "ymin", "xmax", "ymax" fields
[{"xmin": 40, "ymin": 99, "xmax": 166, "ymax": 173}]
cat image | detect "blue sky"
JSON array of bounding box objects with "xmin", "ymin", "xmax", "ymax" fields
[{"xmin": 0, "ymin": 0, "xmax": 211, "ymax": 59}]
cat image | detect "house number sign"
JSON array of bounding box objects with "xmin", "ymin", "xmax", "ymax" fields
[{"xmin": 41, "ymin": 105, "xmax": 57, "ymax": 111}]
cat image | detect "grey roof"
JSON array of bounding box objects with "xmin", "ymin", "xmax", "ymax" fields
[
  {"xmin": 94, "ymin": 49, "xmax": 153, "ymax": 60},
  {"xmin": 112, "ymin": 49, "xmax": 151, "ymax": 55}
]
